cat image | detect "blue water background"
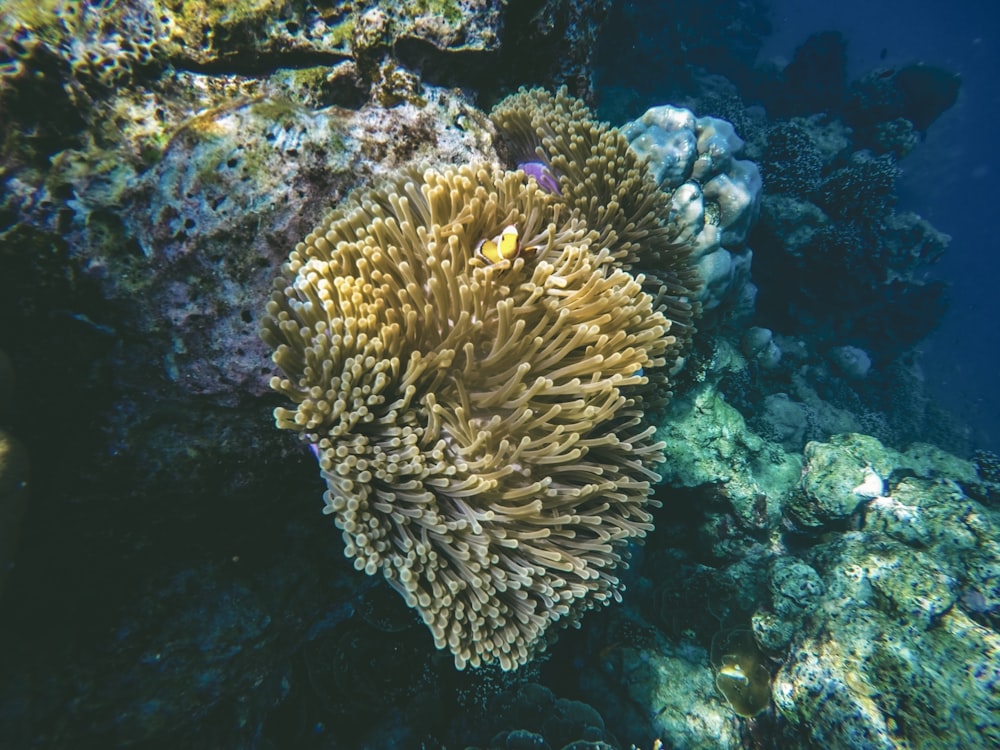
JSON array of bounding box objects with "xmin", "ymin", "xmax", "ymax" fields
[{"xmin": 762, "ymin": 0, "xmax": 1000, "ymax": 451}]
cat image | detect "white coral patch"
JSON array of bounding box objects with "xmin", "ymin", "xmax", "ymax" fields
[
  {"xmin": 852, "ymin": 469, "xmax": 884, "ymax": 499},
  {"xmin": 868, "ymin": 494, "xmax": 920, "ymax": 523}
]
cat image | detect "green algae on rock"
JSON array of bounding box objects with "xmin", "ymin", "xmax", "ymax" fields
[
  {"xmin": 655, "ymin": 376, "xmax": 801, "ymax": 534},
  {"xmin": 773, "ymin": 434, "xmax": 1000, "ymax": 748},
  {"xmin": 578, "ymin": 608, "xmax": 742, "ymax": 747},
  {"xmin": 789, "ymin": 433, "xmax": 894, "ymax": 529}
]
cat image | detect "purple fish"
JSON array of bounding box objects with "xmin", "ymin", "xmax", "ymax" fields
[{"xmin": 519, "ymin": 161, "xmax": 562, "ymax": 195}]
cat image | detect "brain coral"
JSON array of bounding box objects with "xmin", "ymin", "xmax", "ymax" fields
[{"xmin": 263, "ymin": 90, "xmax": 695, "ymax": 670}]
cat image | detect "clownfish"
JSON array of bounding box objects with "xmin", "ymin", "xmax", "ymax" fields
[{"xmin": 475, "ymin": 224, "xmax": 520, "ymax": 264}]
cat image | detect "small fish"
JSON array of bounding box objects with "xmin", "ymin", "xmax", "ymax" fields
[
  {"xmin": 519, "ymin": 160, "xmax": 562, "ymax": 194},
  {"xmin": 476, "ymin": 224, "xmax": 520, "ymax": 264}
]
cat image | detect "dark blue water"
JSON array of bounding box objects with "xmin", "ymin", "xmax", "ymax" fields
[{"xmin": 763, "ymin": 0, "xmax": 1000, "ymax": 451}]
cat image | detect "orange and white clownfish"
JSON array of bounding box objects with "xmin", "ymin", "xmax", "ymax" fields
[{"xmin": 475, "ymin": 224, "xmax": 520, "ymax": 264}]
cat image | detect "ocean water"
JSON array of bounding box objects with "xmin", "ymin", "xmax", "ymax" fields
[
  {"xmin": 761, "ymin": 0, "xmax": 1000, "ymax": 455},
  {"xmin": 1, "ymin": 2, "xmax": 998, "ymax": 749}
]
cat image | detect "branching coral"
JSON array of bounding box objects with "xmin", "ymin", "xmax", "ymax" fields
[
  {"xmin": 812, "ymin": 151, "xmax": 898, "ymax": 226},
  {"xmin": 262, "ymin": 89, "xmax": 698, "ymax": 670},
  {"xmin": 760, "ymin": 120, "xmax": 823, "ymax": 196}
]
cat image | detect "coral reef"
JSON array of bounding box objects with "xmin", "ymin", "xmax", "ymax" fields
[
  {"xmin": 1, "ymin": 4, "xmax": 511, "ymax": 743},
  {"xmin": 576, "ymin": 607, "xmax": 743, "ymax": 748},
  {"xmin": 10, "ymin": 79, "xmax": 495, "ymax": 407},
  {"xmin": 262, "ymin": 151, "xmax": 679, "ymax": 669},
  {"xmin": 0, "ymin": 1, "xmax": 162, "ymax": 95},
  {"xmin": 0, "ymin": 0, "xmax": 631, "ymax": 733},
  {"xmin": 757, "ymin": 119, "xmax": 825, "ymax": 196},
  {"xmin": 973, "ymin": 449, "xmax": 1000, "ymax": 486},
  {"xmin": 0, "ymin": 0, "xmax": 616, "ymax": 124},
  {"xmin": 587, "ymin": 6, "xmax": 985, "ymax": 749},
  {"xmin": 622, "ymin": 104, "xmax": 762, "ymax": 315},
  {"xmin": 771, "ymin": 435, "xmax": 1000, "ymax": 747},
  {"xmin": 155, "ymin": 0, "xmax": 502, "ymax": 69},
  {"xmin": 595, "ymin": 2, "xmax": 957, "ymax": 366},
  {"xmin": 752, "ymin": 137, "xmax": 949, "ymax": 360},
  {"xmin": 846, "ymin": 63, "xmax": 962, "ymax": 151},
  {"xmin": 458, "ymin": 682, "xmax": 615, "ymax": 749},
  {"xmin": 656, "ymin": 372, "xmax": 802, "ymax": 536},
  {"xmin": 489, "ymin": 87, "xmax": 702, "ymax": 362},
  {"xmin": 485, "ymin": 0, "xmax": 616, "ymax": 101},
  {"xmin": 740, "ymin": 326, "xmax": 782, "ymax": 369},
  {"xmin": 624, "ymin": 374, "xmax": 999, "ymax": 747},
  {"xmin": 0, "ymin": 0, "xmax": 992, "ymax": 748},
  {"xmin": 754, "ymin": 557, "xmax": 825, "ymax": 651},
  {"xmin": 730, "ymin": 329, "xmax": 967, "ymax": 454},
  {"xmin": 829, "ymin": 345, "xmax": 872, "ymax": 380},
  {"xmin": 787, "ymin": 433, "xmax": 893, "ymax": 529}
]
